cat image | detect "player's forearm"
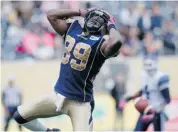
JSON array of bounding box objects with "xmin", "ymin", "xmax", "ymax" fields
[
  {"xmin": 125, "ymin": 94, "xmax": 139, "ymax": 102},
  {"xmin": 106, "ymin": 28, "xmax": 122, "ymax": 56},
  {"xmin": 125, "ymin": 90, "xmax": 142, "ymax": 102},
  {"xmin": 47, "ymin": 9, "xmax": 80, "ymax": 20},
  {"xmin": 109, "ymin": 28, "xmax": 122, "ymax": 47}
]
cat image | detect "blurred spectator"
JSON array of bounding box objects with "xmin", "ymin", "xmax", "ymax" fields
[
  {"xmin": 85, "ymin": 2, "xmax": 92, "ymax": 9},
  {"xmin": 19, "ymin": 23, "xmax": 55, "ymax": 60},
  {"xmin": 137, "ymin": 8, "xmax": 151, "ymax": 31},
  {"xmin": 2, "ymin": 19, "xmax": 25, "ymax": 60},
  {"xmin": 137, "ymin": 8, "xmax": 151, "ymax": 40},
  {"xmin": 141, "ymin": 32, "xmax": 162, "ymax": 60},
  {"xmin": 1, "ymin": 75, "xmax": 22, "ymax": 131},
  {"xmin": 162, "ymin": 20, "xmax": 177, "ymax": 55},
  {"xmin": 151, "ymin": 3, "xmax": 163, "ymax": 30},
  {"xmin": 120, "ymin": 27, "xmax": 140, "ymax": 56},
  {"xmin": 119, "ymin": 3, "xmax": 141, "ymax": 27},
  {"xmin": 1, "ymin": 1, "xmax": 178, "ymax": 61},
  {"xmin": 1, "ymin": 16, "xmax": 10, "ymax": 49},
  {"xmin": 41, "ymin": 1, "xmax": 61, "ymax": 12},
  {"xmin": 107, "ymin": 73, "xmax": 127, "ymax": 130}
]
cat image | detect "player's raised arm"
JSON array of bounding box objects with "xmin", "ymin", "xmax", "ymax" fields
[
  {"xmin": 125, "ymin": 90, "xmax": 143, "ymax": 102},
  {"xmin": 101, "ymin": 20, "xmax": 123, "ymax": 58},
  {"xmin": 118, "ymin": 90, "xmax": 142, "ymax": 110},
  {"xmin": 47, "ymin": 9, "xmax": 87, "ymax": 35}
]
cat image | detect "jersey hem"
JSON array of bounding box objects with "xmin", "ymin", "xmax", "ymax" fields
[{"xmin": 54, "ymin": 88, "xmax": 92, "ymax": 103}]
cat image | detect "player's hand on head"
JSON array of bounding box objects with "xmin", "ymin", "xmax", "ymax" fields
[
  {"xmin": 107, "ymin": 15, "xmax": 116, "ymax": 26},
  {"xmin": 109, "ymin": 15, "xmax": 116, "ymax": 24}
]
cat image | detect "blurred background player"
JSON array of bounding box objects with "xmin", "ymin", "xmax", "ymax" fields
[
  {"xmin": 119, "ymin": 59, "xmax": 171, "ymax": 131},
  {"xmin": 108, "ymin": 72, "xmax": 127, "ymax": 130},
  {"xmin": 13, "ymin": 8, "xmax": 122, "ymax": 131},
  {"xmin": 1, "ymin": 75, "xmax": 22, "ymax": 131}
]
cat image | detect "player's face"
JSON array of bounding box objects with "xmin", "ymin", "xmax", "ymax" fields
[
  {"xmin": 8, "ymin": 80, "xmax": 14, "ymax": 87},
  {"xmin": 87, "ymin": 16, "xmax": 105, "ymax": 28},
  {"xmin": 146, "ymin": 69, "xmax": 157, "ymax": 77},
  {"xmin": 85, "ymin": 15, "xmax": 105, "ymax": 34}
]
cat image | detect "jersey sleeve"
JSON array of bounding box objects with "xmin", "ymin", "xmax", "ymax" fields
[
  {"xmin": 63, "ymin": 18, "xmax": 75, "ymax": 40},
  {"xmin": 158, "ymin": 74, "xmax": 170, "ymax": 90}
]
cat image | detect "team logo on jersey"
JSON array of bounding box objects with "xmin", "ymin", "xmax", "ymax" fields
[{"xmin": 90, "ymin": 36, "xmax": 100, "ymax": 41}]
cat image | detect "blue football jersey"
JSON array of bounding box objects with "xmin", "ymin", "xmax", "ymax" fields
[{"xmin": 54, "ymin": 19, "xmax": 106, "ymax": 102}]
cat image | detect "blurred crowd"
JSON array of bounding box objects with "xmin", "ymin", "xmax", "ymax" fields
[{"xmin": 1, "ymin": 1, "xmax": 178, "ymax": 61}]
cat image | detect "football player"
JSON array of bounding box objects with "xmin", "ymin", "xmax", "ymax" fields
[
  {"xmin": 119, "ymin": 59, "xmax": 171, "ymax": 131},
  {"xmin": 13, "ymin": 8, "xmax": 122, "ymax": 131}
]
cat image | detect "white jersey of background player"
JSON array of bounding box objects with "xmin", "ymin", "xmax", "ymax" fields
[
  {"xmin": 119, "ymin": 59, "xmax": 171, "ymax": 131},
  {"xmin": 140, "ymin": 59, "xmax": 170, "ymax": 113}
]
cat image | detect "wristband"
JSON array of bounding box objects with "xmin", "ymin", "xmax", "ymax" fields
[{"xmin": 108, "ymin": 24, "xmax": 116, "ymax": 30}]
